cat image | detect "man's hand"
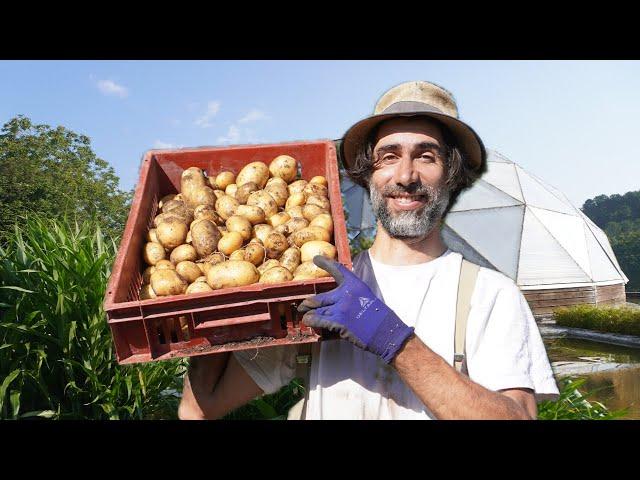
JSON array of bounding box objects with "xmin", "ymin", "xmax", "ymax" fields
[{"xmin": 297, "ymin": 256, "xmax": 414, "ymax": 363}]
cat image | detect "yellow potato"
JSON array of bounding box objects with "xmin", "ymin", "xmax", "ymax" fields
[
  {"xmin": 234, "ymin": 181, "xmax": 260, "ymax": 205},
  {"xmin": 218, "ymin": 231, "xmax": 244, "ymax": 256},
  {"xmin": 194, "ymin": 276, "xmax": 208, "ymax": 283},
  {"xmin": 290, "ymin": 226, "xmax": 331, "ymax": 247},
  {"xmin": 186, "ymin": 231, "xmax": 192, "ymax": 244},
  {"xmin": 226, "ymin": 215, "xmax": 253, "ymax": 241},
  {"xmin": 309, "ymin": 213, "xmax": 333, "ymax": 234},
  {"xmin": 186, "ymin": 282, "xmax": 214, "ymax": 294},
  {"xmin": 236, "ymin": 161, "xmax": 270, "ymax": 188},
  {"xmin": 246, "ymin": 190, "xmax": 278, "ymax": 218},
  {"xmin": 158, "ymin": 194, "xmax": 176, "ymax": 209},
  {"xmin": 302, "ymin": 204, "xmax": 328, "ymax": 222},
  {"xmin": 264, "ymin": 232, "xmax": 288, "ymax": 259},
  {"xmin": 274, "ymin": 223, "xmax": 290, "ymax": 236},
  {"xmin": 212, "ymin": 189, "xmax": 226, "ymax": 200},
  {"xmin": 300, "ymin": 241, "xmax": 337, "ymax": 263},
  {"xmin": 288, "ymin": 179, "xmax": 308, "ymax": 196},
  {"xmin": 176, "ymin": 261, "xmax": 202, "ymax": 283},
  {"xmin": 259, "ymin": 266, "xmax": 293, "ymax": 284},
  {"xmin": 155, "ymin": 259, "xmax": 175, "ymax": 270},
  {"xmin": 215, "ymin": 195, "xmax": 240, "ymax": 220},
  {"xmin": 266, "ymin": 177, "xmax": 288, "ymax": 189},
  {"xmin": 153, "ymin": 211, "xmax": 192, "ymax": 228},
  {"xmin": 193, "ymin": 204, "xmax": 223, "ymax": 225},
  {"xmin": 215, "ymin": 171, "xmax": 236, "ymax": 190},
  {"xmin": 309, "ymin": 176, "xmax": 328, "ymax": 186},
  {"xmin": 143, "ymin": 242, "xmax": 166, "ymax": 265},
  {"xmin": 146, "ymin": 228, "xmax": 159, "ymax": 243},
  {"xmin": 139, "ymin": 284, "xmax": 157, "ymax": 300},
  {"xmin": 269, "ymin": 154, "xmax": 298, "ymax": 183},
  {"xmin": 264, "ymin": 184, "xmax": 289, "ymax": 208},
  {"xmin": 190, "ymin": 219, "xmax": 222, "ymax": 258},
  {"xmin": 286, "ymin": 206, "xmax": 304, "ymax": 219},
  {"xmin": 253, "ymin": 224, "xmax": 274, "ymax": 244},
  {"xmin": 225, "ymin": 183, "xmax": 238, "ymax": 197},
  {"xmin": 257, "ymin": 259, "xmax": 280, "ymax": 275},
  {"xmin": 142, "ymin": 266, "xmax": 156, "ymax": 284},
  {"xmin": 150, "ymin": 269, "xmax": 188, "ymax": 296},
  {"xmin": 181, "ymin": 167, "xmax": 207, "ymax": 202},
  {"xmin": 267, "ymin": 212, "xmax": 291, "ymax": 228},
  {"xmin": 162, "ymin": 199, "xmax": 186, "ymax": 214},
  {"xmin": 235, "ymin": 204, "xmax": 266, "ymax": 225},
  {"xmin": 187, "ymin": 186, "xmax": 217, "ymax": 208},
  {"xmin": 244, "ymin": 241, "xmax": 266, "ymax": 266},
  {"xmin": 293, "ymin": 261, "xmax": 331, "ymax": 279},
  {"xmin": 229, "ymin": 249, "xmax": 246, "ymax": 261},
  {"xmin": 306, "ymin": 194, "xmax": 331, "ymax": 211},
  {"xmin": 170, "ymin": 244, "xmax": 198, "ymax": 264},
  {"xmin": 285, "ymin": 192, "xmax": 306, "ymax": 210},
  {"xmin": 285, "ymin": 217, "xmax": 309, "ymax": 235},
  {"xmin": 206, "ymin": 260, "xmax": 260, "ymax": 289},
  {"xmin": 279, "ymin": 247, "xmax": 301, "ymax": 273},
  {"xmin": 303, "ymin": 182, "xmax": 328, "ymax": 198}
]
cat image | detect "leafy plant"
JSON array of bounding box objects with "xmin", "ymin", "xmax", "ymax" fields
[
  {"xmin": 554, "ymin": 304, "xmax": 640, "ymax": 336},
  {"xmin": 0, "ymin": 216, "xmax": 185, "ymax": 419}
]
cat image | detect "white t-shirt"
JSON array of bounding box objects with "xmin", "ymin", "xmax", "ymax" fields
[{"xmin": 234, "ymin": 249, "xmax": 559, "ymax": 419}]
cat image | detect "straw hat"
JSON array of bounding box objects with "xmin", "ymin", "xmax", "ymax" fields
[{"xmin": 340, "ymin": 81, "xmax": 486, "ymax": 175}]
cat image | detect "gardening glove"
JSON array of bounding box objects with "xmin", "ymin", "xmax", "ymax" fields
[{"xmin": 297, "ymin": 255, "xmax": 414, "ymax": 364}]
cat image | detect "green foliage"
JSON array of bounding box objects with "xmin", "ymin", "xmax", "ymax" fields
[
  {"xmin": 553, "ymin": 304, "xmax": 640, "ymax": 336},
  {"xmin": 350, "ymin": 235, "xmax": 375, "ymax": 257},
  {"xmin": 223, "ymin": 378, "xmax": 304, "ymax": 420},
  {"xmin": 610, "ymin": 230, "xmax": 640, "ymax": 291},
  {"xmin": 0, "ymin": 115, "xmax": 132, "ymax": 243},
  {"xmin": 0, "ymin": 215, "xmax": 185, "ymax": 419},
  {"xmin": 537, "ymin": 377, "xmax": 627, "ymax": 420}
]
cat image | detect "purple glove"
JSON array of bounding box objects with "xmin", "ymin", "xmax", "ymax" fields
[{"xmin": 297, "ymin": 256, "xmax": 414, "ymax": 364}]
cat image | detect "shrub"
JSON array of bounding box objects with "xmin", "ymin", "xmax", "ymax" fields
[{"xmin": 554, "ymin": 304, "xmax": 640, "ymax": 336}]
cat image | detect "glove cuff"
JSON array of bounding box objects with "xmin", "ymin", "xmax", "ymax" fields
[{"xmin": 368, "ymin": 309, "xmax": 415, "ymax": 364}]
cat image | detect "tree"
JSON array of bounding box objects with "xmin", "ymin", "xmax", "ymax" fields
[{"xmin": 0, "ymin": 115, "xmax": 132, "ymax": 242}]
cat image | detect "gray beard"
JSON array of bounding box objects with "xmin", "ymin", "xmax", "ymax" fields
[{"xmin": 369, "ymin": 182, "xmax": 451, "ymax": 240}]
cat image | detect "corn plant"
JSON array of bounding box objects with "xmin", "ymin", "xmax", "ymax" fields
[{"xmin": 0, "ymin": 216, "xmax": 186, "ymax": 419}]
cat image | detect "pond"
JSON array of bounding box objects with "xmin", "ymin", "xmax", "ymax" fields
[{"xmin": 543, "ymin": 337, "xmax": 640, "ymax": 419}]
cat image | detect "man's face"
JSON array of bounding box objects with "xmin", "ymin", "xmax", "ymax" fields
[{"xmin": 369, "ymin": 117, "xmax": 451, "ymax": 240}]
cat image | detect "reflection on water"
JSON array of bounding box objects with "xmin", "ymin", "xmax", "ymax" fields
[{"xmin": 543, "ymin": 337, "xmax": 640, "ymax": 419}]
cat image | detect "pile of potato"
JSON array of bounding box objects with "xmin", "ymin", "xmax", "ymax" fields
[{"xmin": 139, "ymin": 155, "xmax": 337, "ymax": 300}]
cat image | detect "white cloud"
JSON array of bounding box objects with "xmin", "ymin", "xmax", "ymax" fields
[
  {"xmin": 238, "ymin": 109, "xmax": 269, "ymax": 124},
  {"xmin": 153, "ymin": 140, "xmax": 181, "ymax": 149},
  {"xmin": 195, "ymin": 101, "xmax": 221, "ymax": 128},
  {"xmin": 216, "ymin": 125, "xmax": 241, "ymax": 144},
  {"xmin": 96, "ymin": 79, "xmax": 129, "ymax": 98}
]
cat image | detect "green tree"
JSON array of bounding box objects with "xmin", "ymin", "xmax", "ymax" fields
[{"xmin": 0, "ymin": 115, "xmax": 132, "ymax": 242}]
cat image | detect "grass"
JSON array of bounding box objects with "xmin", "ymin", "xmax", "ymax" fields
[{"xmin": 554, "ymin": 304, "xmax": 640, "ymax": 336}]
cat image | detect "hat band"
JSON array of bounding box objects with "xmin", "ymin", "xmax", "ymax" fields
[{"xmin": 380, "ymin": 101, "xmax": 445, "ymax": 116}]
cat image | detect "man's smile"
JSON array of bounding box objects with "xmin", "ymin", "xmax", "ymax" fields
[{"xmin": 385, "ymin": 193, "xmax": 428, "ymax": 211}]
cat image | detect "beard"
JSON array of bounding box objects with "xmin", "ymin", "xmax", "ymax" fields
[{"xmin": 369, "ymin": 181, "xmax": 451, "ymax": 240}]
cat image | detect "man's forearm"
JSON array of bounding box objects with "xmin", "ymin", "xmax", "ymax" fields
[
  {"xmin": 392, "ymin": 335, "xmax": 533, "ymax": 420},
  {"xmin": 179, "ymin": 352, "xmax": 230, "ymax": 420}
]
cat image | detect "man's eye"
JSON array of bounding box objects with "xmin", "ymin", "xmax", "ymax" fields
[{"xmin": 419, "ymin": 154, "xmax": 435, "ymax": 162}]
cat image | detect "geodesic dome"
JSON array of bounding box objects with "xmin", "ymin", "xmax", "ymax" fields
[{"xmin": 341, "ymin": 149, "xmax": 628, "ymax": 291}]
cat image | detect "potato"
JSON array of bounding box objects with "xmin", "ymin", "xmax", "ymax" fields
[
  {"xmin": 158, "ymin": 194, "xmax": 176, "ymax": 209},
  {"xmin": 229, "ymin": 249, "xmax": 246, "ymax": 261},
  {"xmin": 215, "ymin": 171, "xmax": 236, "ymax": 190},
  {"xmin": 225, "ymin": 183, "xmax": 238, "ymax": 197},
  {"xmin": 309, "ymin": 176, "xmax": 328, "ymax": 187},
  {"xmin": 236, "ymin": 161, "xmax": 269, "ymax": 188},
  {"xmin": 235, "ymin": 204, "xmax": 266, "ymax": 225},
  {"xmin": 218, "ymin": 226, "xmax": 228, "ymax": 235},
  {"xmin": 155, "ymin": 259, "xmax": 175, "ymax": 270},
  {"xmin": 258, "ymin": 259, "xmax": 280, "ymax": 275},
  {"xmin": 194, "ymin": 204, "xmax": 223, "ymax": 225},
  {"xmin": 302, "ymin": 204, "xmax": 328, "ymax": 222},
  {"xmin": 264, "ymin": 232, "xmax": 288, "ymax": 259},
  {"xmin": 306, "ymin": 194, "xmax": 331, "ymax": 212},
  {"xmin": 235, "ymin": 181, "xmax": 260, "ymax": 204},
  {"xmin": 285, "ymin": 192, "xmax": 306, "ymax": 210},
  {"xmin": 176, "ymin": 261, "xmax": 202, "ymax": 283},
  {"xmin": 290, "ymin": 226, "xmax": 331, "ymax": 247},
  {"xmin": 206, "ymin": 261, "xmax": 260, "ymax": 290},
  {"xmin": 303, "ymin": 182, "xmax": 328, "ymax": 198},
  {"xmin": 218, "ymin": 231, "xmax": 244, "ymax": 256},
  {"xmin": 170, "ymin": 244, "xmax": 197, "ymax": 264},
  {"xmin": 264, "ymin": 184, "xmax": 288, "ymax": 208},
  {"xmin": 200, "ymin": 252, "xmax": 226, "ymax": 265},
  {"xmin": 212, "ymin": 189, "xmax": 226, "ymax": 200},
  {"xmin": 174, "ymin": 193, "xmax": 184, "ymax": 202},
  {"xmin": 140, "ymin": 284, "xmax": 157, "ymax": 300},
  {"xmin": 267, "ymin": 212, "xmax": 291, "ymax": 228},
  {"xmin": 274, "ymin": 223, "xmax": 290, "ymax": 236},
  {"xmin": 153, "ymin": 212, "xmax": 190, "ymax": 228},
  {"xmin": 191, "ymin": 219, "xmax": 222, "ymax": 258},
  {"xmin": 142, "ymin": 266, "xmax": 156, "ymax": 284},
  {"xmin": 150, "ymin": 269, "xmax": 188, "ymax": 296},
  {"xmin": 293, "ymin": 261, "xmax": 331, "ymax": 279},
  {"xmin": 285, "ymin": 217, "xmax": 309, "ymax": 235},
  {"xmin": 253, "ymin": 224, "xmax": 274, "ymax": 244},
  {"xmin": 259, "ymin": 266, "xmax": 293, "ymax": 284},
  {"xmin": 162, "ymin": 199, "xmax": 186, "ymax": 214},
  {"xmin": 143, "ymin": 242, "xmax": 166, "ymax": 265},
  {"xmin": 187, "ymin": 186, "xmax": 217, "ymax": 208},
  {"xmin": 186, "ymin": 282, "xmax": 214, "ymax": 294},
  {"xmin": 156, "ymin": 219, "xmax": 188, "ymax": 250},
  {"xmin": 286, "ymin": 206, "xmax": 304, "ymax": 219},
  {"xmin": 279, "ymin": 247, "xmax": 301, "ymax": 273},
  {"xmin": 146, "ymin": 228, "xmax": 159, "ymax": 243},
  {"xmin": 194, "ymin": 276, "xmax": 208, "ymax": 283},
  {"xmin": 269, "ymin": 154, "xmax": 298, "ymax": 183},
  {"xmin": 288, "ymin": 179, "xmax": 308, "ymax": 196},
  {"xmin": 181, "ymin": 167, "xmax": 207, "ymax": 201},
  {"xmin": 266, "ymin": 177, "xmax": 288, "ymax": 189},
  {"xmin": 244, "ymin": 241, "xmax": 266, "ymax": 266},
  {"xmin": 226, "ymin": 215, "xmax": 252, "ymax": 241},
  {"xmin": 300, "ymin": 241, "xmax": 336, "ymax": 263},
  {"xmin": 215, "ymin": 195, "xmax": 240, "ymax": 221},
  {"xmin": 246, "ymin": 190, "xmax": 278, "ymax": 218},
  {"xmin": 309, "ymin": 213, "xmax": 333, "ymax": 234}
]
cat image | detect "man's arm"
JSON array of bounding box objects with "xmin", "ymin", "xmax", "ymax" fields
[
  {"xmin": 393, "ymin": 334, "xmax": 537, "ymax": 420},
  {"xmin": 178, "ymin": 352, "xmax": 264, "ymax": 420}
]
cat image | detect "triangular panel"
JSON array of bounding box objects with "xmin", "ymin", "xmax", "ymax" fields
[
  {"xmin": 518, "ymin": 207, "xmax": 591, "ymax": 286},
  {"xmin": 450, "ymin": 179, "xmax": 522, "ymax": 212},
  {"xmin": 529, "ymin": 206, "xmax": 592, "ymax": 280},
  {"xmin": 441, "ymin": 224, "xmax": 499, "ymax": 273},
  {"xmin": 516, "ymin": 166, "xmax": 576, "ymax": 215},
  {"xmin": 482, "ymin": 161, "xmax": 525, "ymax": 202},
  {"xmin": 444, "ymin": 205, "xmax": 524, "ymax": 280},
  {"xmin": 579, "ymin": 211, "xmax": 627, "ymax": 281},
  {"xmin": 583, "ymin": 222, "xmax": 625, "ymax": 282},
  {"xmin": 487, "ymin": 150, "xmax": 513, "ymax": 163}
]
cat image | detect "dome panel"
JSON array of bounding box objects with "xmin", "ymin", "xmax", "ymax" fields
[
  {"xmin": 583, "ymin": 222, "xmax": 625, "ymax": 282},
  {"xmin": 482, "ymin": 162, "xmax": 524, "ymax": 202},
  {"xmin": 450, "ymin": 179, "xmax": 523, "ymax": 212},
  {"xmin": 516, "ymin": 166, "xmax": 577, "ymax": 216}
]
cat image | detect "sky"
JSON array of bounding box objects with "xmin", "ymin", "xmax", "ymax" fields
[{"xmin": 1, "ymin": 60, "xmax": 638, "ymax": 207}]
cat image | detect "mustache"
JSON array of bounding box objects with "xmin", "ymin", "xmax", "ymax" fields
[{"xmin": 380, "ymin": 184, "xmax": 434, "ymax": 197}]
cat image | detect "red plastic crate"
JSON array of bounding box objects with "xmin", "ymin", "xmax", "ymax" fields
[{"xmin": 104, "ymin": 140, "xmax": 352, "ymax": 365}]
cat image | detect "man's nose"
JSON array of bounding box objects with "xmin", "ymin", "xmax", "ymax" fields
[{"xmin": 392, "ymin": 155, "xmax": 419, "ymax": 186}]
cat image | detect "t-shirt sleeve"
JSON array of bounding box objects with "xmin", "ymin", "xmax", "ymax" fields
[
  {"xmin": 467, "ymin": 282, "xmax": 560, "ymax": 402},
  {"xmin": 233, "ymin": 345, "xmax": 298, "ymax": 395}
]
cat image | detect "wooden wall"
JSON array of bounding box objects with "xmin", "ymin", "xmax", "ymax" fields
[{"xmin": 522, "ymin": 283, "xmax": 626, "ymax": 316}]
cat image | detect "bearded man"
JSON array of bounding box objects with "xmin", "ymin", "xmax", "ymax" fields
[{"xmin": 178, "ymin": 81, "xmax": 559, "ymax": 420}]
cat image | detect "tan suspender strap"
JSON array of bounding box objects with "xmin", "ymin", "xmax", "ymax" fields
[{"xmin": 454, "ymin": 259, "xmax": 480, "ymax": 374}]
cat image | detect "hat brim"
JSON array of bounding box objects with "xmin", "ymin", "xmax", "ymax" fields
[{"xmin": 340, "ymin": 110, "xmax": 486, "ymax": 179}]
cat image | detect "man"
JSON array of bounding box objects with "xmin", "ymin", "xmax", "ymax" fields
[{"xmin": 178, "ymin": 81, "xmax": 559, "ymax": 420}]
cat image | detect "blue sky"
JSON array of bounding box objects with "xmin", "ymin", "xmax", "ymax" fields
[{"xmin": 1, "ymin": 60, "xmax": 638, "ymax": 207}]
